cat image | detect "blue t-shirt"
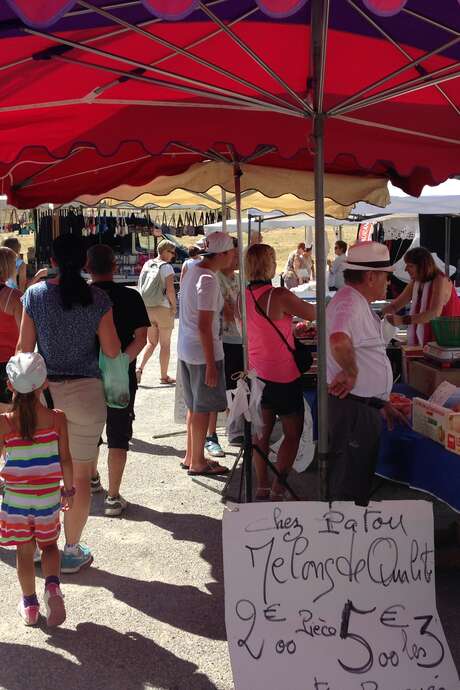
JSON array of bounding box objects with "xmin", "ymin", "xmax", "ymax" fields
[
  {"xmin": 22, "ymin": 281, "xmax": 111, "ymax": 379},
  {"xmin": 6, "ymin": 257, "xmax": 24, "ymax": 289}
]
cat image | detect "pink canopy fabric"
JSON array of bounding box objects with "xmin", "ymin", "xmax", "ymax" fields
[
  {"xmin": 0, "ymin": 1, "xmax": 458, "ymax": 207},
  {"xmin": 4, "ymin": 0, "xmax": 412, "ymax": 26}
]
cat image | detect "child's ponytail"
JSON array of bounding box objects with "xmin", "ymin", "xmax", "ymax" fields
[{"xmin": 12, "ymin": 391, "xmax": 37, "ymax": 441}]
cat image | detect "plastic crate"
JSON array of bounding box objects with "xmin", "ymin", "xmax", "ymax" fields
[{"xmin": 431, "ymin": 317, "xmax": 460, "ymax": 347}]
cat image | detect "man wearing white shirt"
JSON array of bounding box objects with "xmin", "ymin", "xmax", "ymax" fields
[
  {"xmin": 327, "ymin": 240, "xmax": 347, "ymax": 291},
  {"xmin": 326, "ymin": 241, "xmax": 406, "ymax": 506},
  {"xmin": 178, "ymin": 232, "xmax": 234, "ymax": 476}
]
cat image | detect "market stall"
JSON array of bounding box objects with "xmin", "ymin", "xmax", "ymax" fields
[
  {"xmin": 377, "ymin": 384, "xmax": 460, "ymax": 512},
  {"xmin": 0, "ymin": 1, "xmax": 459, "ymax": 504},
  {"xmin": 32, "ymin": 203, "xmax": 211, "ymax": 283}
]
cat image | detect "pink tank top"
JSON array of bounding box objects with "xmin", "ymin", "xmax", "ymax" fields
[
  {"xmin": 418, "ymin": 281, "xmax": 460, "ymax": 345},
  {"xmin": 245, "ymin": 285, "xmax": 299, "ymax": 383}
]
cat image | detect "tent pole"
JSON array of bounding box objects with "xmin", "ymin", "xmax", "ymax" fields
[
  {"xmin": 222, "ymin": 189, "xmax": 227, "ymax": 231},
  {"xmin": 312, "ymin": 0, "xmax": 329, "ymax": 502},
  {"xmin": 313, "ymin": 114, "xmax": 328, "ymax": 502},
  {"xmin": 445, "ymin": 216, "xmax": 452, "ymax": 279},
  {"xmin": 234, "ymin": 163, "xmax": 252, "ymax": 503}
]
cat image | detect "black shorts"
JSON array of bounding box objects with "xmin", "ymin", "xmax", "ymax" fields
[
  {"xmin": 260, "ymin": 377, "xmax": 304, "ymax": 417},
  {"xmin": 0, "ymin": 362, "xmax": 12, "ymax": 404},
  {"xmin": 106, "ymin": 369, "xmax": 137, "ymax": 450},
  {"xmin": 223, "ymin": 342, "xmax": 244, "ymax": 390}
]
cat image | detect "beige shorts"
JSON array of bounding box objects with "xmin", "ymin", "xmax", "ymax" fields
[
  {"xmin": 48, "ymin": 378, "xmax": 106, "ymax": 462},
  {"xmin": 147, "ymin": 306, "xmax": 175, "ymax": 331}
]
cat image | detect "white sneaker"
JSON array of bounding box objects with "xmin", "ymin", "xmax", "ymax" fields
[
  {"xmin": 18, "ymin": 600, "xmax": 40, "ymax": 626},
  {"xmin": 44, "ymin": 584, "xmax": 66, "ymax": 627},
  {"xmin": 104, "ymin": 494, "xmax": 128, "ymax": 517}
]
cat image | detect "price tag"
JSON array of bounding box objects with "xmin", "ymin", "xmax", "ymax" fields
[{"xmin": 223, "ymin": 500, "xmax": 459, "ymax": 690}]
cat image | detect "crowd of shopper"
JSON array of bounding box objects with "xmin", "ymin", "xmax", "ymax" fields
[{"xmin": 0, "ymin": 227, "xmax": 440, "ymax": 629}]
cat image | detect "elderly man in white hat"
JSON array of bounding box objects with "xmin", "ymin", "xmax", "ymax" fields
[{"xmin": 326, "ymin": 241, "xmax": 406, "ymax": 506}]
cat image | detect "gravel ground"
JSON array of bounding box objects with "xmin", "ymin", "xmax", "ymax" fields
[{"xmin": 0, "ymin": 324, "xmax": 458, "ymax": 689}]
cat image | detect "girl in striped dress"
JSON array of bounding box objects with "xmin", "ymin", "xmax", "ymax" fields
[{"xmin": 0, "ymin": 352, "xmax": 74, "ymax": 626}]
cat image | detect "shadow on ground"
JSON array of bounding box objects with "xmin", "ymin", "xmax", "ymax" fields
[
  {"xmin": 73, "ymin": 504, "xmax": 226, "ymax": 640},
  {"xmin": 130, "ymin": 437, "xmax": 184, "ymax": 457},
  {"xmin": 66, "ymin": 567, "xmax": 225, "ymax": 641},
  {"xmin": 0, "ymin": 623, "xmax": 218, "ymax": 690}
]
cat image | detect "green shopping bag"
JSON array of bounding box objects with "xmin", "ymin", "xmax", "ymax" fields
[{"xmin": 99, "ymin": 352, "xmax": 130, "ymax": 409}]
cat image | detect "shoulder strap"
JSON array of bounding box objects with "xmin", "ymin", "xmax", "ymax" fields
[
  {"xmin": 266, "ymin": 288, "xmax": 274, "ymax": 319},
  {"xmin": 248, "ymin": 286, "xmax": 294, "ymax": 355},
  {"xmin": 51, "ymin": 409, "xmax": 61, "ymax": 433},
  {"xmin": 4, "ymin": 288, "xmax": 14, "ymax": 312},
  {"xmin": 3, "ymin": 413, "xmax": 15, "ymax": 432}
]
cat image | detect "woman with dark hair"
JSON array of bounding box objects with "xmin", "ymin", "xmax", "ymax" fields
[
  {"xmin": 383, "ymin": 246, "xmax": 460, "ymax": 345},
  {"xmin": 17, "ymin": 234, "xmax": 120, "ymax": 574}
]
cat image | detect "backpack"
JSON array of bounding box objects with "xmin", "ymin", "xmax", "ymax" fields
[{"xmin": 138, "ymin": 259, "xmax": 168, "ymax": 307}]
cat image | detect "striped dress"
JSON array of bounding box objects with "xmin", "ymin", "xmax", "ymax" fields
[{"xmin": 0, "ymin": 416, "xmax": 63, "ymax": 547}]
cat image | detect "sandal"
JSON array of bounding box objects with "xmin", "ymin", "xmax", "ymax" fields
[
  {"xmin": 180, "ymin": 460, "xmax": 221, "ymax": 470},
  {"xmin": 270, "ymin": 490, "xmax": 286, "ymax": 502},
  {"xmin": 270, "ymin": 472, "xmax": 288, "ymax": 502},
  {"xmin": 187, "ymin": 462, "xmax": 229, "ymax": 476},
  {"xmin": 255, "ymin": 487, "xmax": 271, "ymax": 502},
  {"xmin": 160, "ymin": 376, "xmax": 176, "ymax": 385}
]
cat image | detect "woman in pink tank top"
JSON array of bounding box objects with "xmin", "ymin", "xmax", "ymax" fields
[
  {"xmin": 384, "ymin": 247, "xmax": 460, "ymax": 345},
  {"xmin": 244, "ymin": 244, "xmax": 315, "ymax": 501}
]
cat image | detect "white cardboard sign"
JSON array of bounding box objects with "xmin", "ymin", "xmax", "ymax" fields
[{"xmin": 223, "ymin": 500, "xmax": 459, "ymax": 690}]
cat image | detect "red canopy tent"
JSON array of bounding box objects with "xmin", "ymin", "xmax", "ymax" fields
[
  {"xmin": 0, "ymin": 0, "xmax": 458, "ymax": 208},
  {"xmin": 0, "ymin": 0, "xmax": 459, "ymax": 499}
]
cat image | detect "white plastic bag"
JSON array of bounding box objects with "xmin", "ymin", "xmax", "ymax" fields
[
  {"xmin": 226, "ymin": 371, "xmax": 265, "ymax": 442},
  {"xmin": 270, "ymin": 400, "xmax": 315, "ymax": 473}
]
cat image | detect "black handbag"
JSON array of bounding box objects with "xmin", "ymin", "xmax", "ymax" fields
[{"xmin": 248, "ymin": 286, "xmax": 313, "ymax": 375}]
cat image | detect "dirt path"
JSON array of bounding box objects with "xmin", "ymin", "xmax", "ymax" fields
[{"xmin": 0, "ymin": 323, "xmax": 459, "ymax": 689}]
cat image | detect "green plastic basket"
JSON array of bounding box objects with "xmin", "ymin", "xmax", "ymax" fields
[{"xmin": 431, "ymin": 317, "xmax": 460, "ymax": 347}]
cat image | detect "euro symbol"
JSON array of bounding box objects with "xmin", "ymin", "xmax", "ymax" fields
[
  {"xmin": 380, "ymin": 604, "xmax": 409, "ymax": 629},
  {"xmin": 264, "ymin": 604, "xmax": 286, "ymax": 622}
]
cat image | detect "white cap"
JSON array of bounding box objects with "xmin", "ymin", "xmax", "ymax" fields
[
  {"xmin": 343, "ymin": 241, "xmax": 394, "ymax": 272},
  {"xmin": 193, "ymin": 237, "xmax": 207, "ymax": 250},
  {"xmin": 200, "ymin": 232, "xmax": 234, "ymax": 256},
  {"xmin": 6, "ymin": 353, "xmax": 47, "ymax": 394}
]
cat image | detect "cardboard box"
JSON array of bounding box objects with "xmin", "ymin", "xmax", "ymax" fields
[
  {"xmin": 413, "ymin": 397, "xmax": 460, "ymax": 445},
  {"xmin": 446, "ymin": 432, "xmax": 460, "ymax": 456},
  {"xmin": 401, "ymin": 345, "xmax": 424, "ymax": 383},
  {"xmin": 407, "ymin": 359, "xmax": 460, "ymax": 397}
]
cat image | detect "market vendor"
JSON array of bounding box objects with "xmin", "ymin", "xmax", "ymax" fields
[
  {"xmin": 383, "ymin": 247, "xmax": 460, "ymax": 346},
  {"xmin": 327, "ymin": 241, "xmax": 406, "ymax": 506},
  {"xmin": 327, "ymin": 240, "xmax": 347, "ymax": 291}
]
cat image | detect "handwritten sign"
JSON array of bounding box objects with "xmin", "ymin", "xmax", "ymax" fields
[{"xmin": 223, "ymin": 500, "xmax": 459, "ymax": 690}]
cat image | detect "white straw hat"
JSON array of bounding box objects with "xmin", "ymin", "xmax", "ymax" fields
[
  {"xmin": 199, "ymin": 231, "xmax": 234, "ymax": 256},
  {"xmin": 343, "ymin": 241, "xmax": 394, "ymax": 272},
  {"xmin": 6, "ymin": 353, "xmax": 47, "ymax": 394}
]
